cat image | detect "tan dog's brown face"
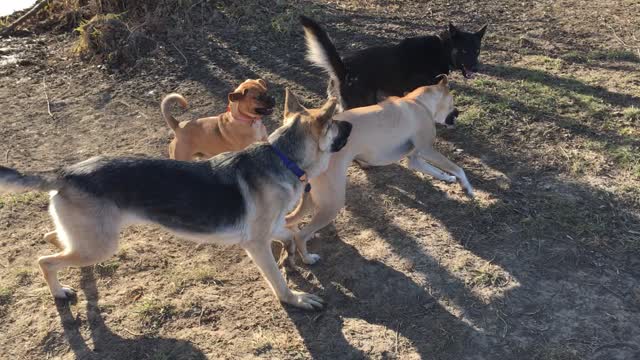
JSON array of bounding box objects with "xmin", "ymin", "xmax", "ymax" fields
[
  {"xmin": 271, "ymin": 88, "xmax": 352, "ymax": 178},
  {"xmin": 228, "ymin": 79, "xmax": 276, "ymax": 118}
]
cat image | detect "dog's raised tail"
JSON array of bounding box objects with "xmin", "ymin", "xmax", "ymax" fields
[
  {"xmin": 161, "ymin": 93, "xmax": 188, "ymax": 132},
  {"xmin": 300, "ymin": 16, "xmax": 346, "ymax": 83},
  {"xmin": 0, "ymin": 166, "xmax": 60, "ymax": 193}
]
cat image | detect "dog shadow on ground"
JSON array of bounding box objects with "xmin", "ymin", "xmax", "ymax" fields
[
  {"xmin": 52, "ymin": 268, "xmax": 206, "ymax": 360},
  {"xmin": 284, "ymin": 129, "xmax": 640, "ymax": 359},
  {"xmin": 481, "ymin": 63, "xmax": 640, "ymax": 109},
  {"xmin": 284, "ymin": 223, "xmax": 506, "ymax": 359}
]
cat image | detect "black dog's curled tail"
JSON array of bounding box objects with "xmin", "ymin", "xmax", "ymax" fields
[
  {"xmin": 300, "ymin": 15, "xmax": 347, "ymax": 83},
  {"xmin": 0, "ymin": 166, "xmax": 60, "ymax": 193}
]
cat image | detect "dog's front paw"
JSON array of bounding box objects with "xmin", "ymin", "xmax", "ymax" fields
[
  {"xmin": 442, "ymin": 174, "xmax": 457, "ymax": 183},
  {"xmin": 457, "ymin": 178, "xmax": 474, "ymax": 198},
  {"xmin": 302, "ymin": 253, "xmax": 321, "ymax": 265},
  {"xmin": 463, "ymin": 185, "xmax": 475, "ymax": 198},
  {"xmin": 285, "ymin": 291, "xmax": 325, "ymax": 310},
  {"xmin": 53, "ymin": 286, "xmax": 77, "ymax": 301}
]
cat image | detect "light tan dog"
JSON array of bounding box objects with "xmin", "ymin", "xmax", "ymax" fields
[
  {"xmin": 286, "ymin": 76, "xmax": 473, "ymax": 264},
  {"xmin": 161, "ymin": 79, "xmax": 275, "ymax": 160}
]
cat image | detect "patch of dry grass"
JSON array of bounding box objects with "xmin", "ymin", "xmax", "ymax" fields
[
  {"xmin": 94, "ymin": 261, "xmax": 120, "ymax": 278},
  {"xmin": 135, "ymin": 298, "xmax": 176, "ymax": 332},
  {"xmin": 455, "ymin": 54, "xmax": 639, "ymax": 179},
  {"xmin": 169, "ymin": 267, "xmax": 223, "ymax": 294},
  {"xmin": 0, "ymin": 192, "xmax": 48, "ymax": 209}
]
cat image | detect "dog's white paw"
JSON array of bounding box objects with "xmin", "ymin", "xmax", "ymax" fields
[
  {"xmin": 442, "ymin": 174, "xmax": 457, "ymax": 183},
  {"xmin": 302, "ymin": 253, "xmax": 321, "ymax": 265},
  {"xmin": 464, "ymin": 185, "xmax": 475, "ymax": 198},
  {"xmin": 53, "ymin": 286, "xmax": 76, "ymax": 300},
  {"xmin": 286, "ymin": 290, "xmax": 324, "ymax": 310}
]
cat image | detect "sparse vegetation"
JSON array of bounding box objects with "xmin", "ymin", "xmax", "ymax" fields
[
  {"xmin": 14, "ymin": 268, "xmax": 34, "ymax": 286},
  {"xmin": 94, "ymin": 261, "xmax": 120, "ymax": 277},
  {"xmin": 135, "ymin": 298, "xmax": 176, "ymax": 331},
  {"xmin": 0, "ymin": 287, "xmax": 11, "ymax": 305},
  {"xmin": 73, "ymin": 13, "xmax": 155, "ymax": 69},
  {"xmin": 0, "ymin": 192, "xmax": 48, "ymax": 209},
  {"xmin": 622, "ymin": 106, "xmax": 640, "ymax": 122},
  {"xmin": 562, "ymin": 49, "xmax": 640, "ymax": 63},
  {"xmin": 0, "ymin": 287, "xmax": 11, "ymax": 318},
  {"xmin": 169, "ymin": 267, "xmax": 223, "ymax": 293}
]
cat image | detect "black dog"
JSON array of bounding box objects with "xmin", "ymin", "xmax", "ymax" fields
[{"xmin": 300, "ymin": 16, "xmax": 487, "ymax": 112}]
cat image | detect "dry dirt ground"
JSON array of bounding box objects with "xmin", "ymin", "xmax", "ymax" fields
[{"xmin": 1, "ymin": 0, "xmax": 640, "ymax": 359}]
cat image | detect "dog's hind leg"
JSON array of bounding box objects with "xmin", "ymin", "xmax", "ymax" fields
[
  {"xmin": 417, "ymin": 148, "xmax": 474, "ymax": 197},
  {"xmin": 285, "ymin": 191, "xmax": 313, "ymax": 227},
  {"xmin": 294, "ymin": 170, "xmax": 347, "ymax": 265},
  {"xmin": 243, "ymin": 239, "xmax": 324, "ymax": 310},
  {"xmin": 172, "ymin": 139, "xmax": 194, "ymax": 161},
  {"xmin": 39, "ymin": 194, "xmax": 121, "ymax": 300},
  {"xmin": 168, "ymin": 138, "xmax": 177, "ymax": 159},
  {"xmin": 408, "ymin": 155, "xmax": 456, "ymax": 183},
  {"xmin": 43, "ymin": 231, "xmax": 65, "ymax": 250}
]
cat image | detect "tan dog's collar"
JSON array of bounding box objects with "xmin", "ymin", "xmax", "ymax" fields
[{"xmin": 227, "ymin": 105, "xmax": 261, "ymax": 125}]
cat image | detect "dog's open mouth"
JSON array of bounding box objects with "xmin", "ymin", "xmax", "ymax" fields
[
  {"xmin": 461, "ymin": 66, "xmax": 476, "ymax": 79},
  {"xmin": 254, "ymin": 107, "xmax": 274, "ymax": 116}
]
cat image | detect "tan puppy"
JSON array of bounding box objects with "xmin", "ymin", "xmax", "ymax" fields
[
  {"xmin": 286, "ymin": 75, "xmax": 473, "ymax": 264},
  {"xmin": 161, "ymin": 79, "xmax": 275, "ymax": 160}
]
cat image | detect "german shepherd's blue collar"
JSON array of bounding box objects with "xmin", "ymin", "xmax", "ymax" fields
[
  {"xmin": 270, "ymin": 145, "xmax": 312, "ymax": 192},
  {"xmin": 300, "ymin": 16, "xmax": 487, "ymax": 112},
  {"xmin": 0, "ymin": 89, "xmax": 351, "ymax": 311}
]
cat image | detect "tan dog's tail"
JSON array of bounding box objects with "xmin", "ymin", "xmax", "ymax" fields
[
  {"xmin": 285, "ymin": 191, "xmax": 314, "ymax": 227},
  {"xmin": 161, "ymin": 93, "xmax": 188, "ymax": 132}
]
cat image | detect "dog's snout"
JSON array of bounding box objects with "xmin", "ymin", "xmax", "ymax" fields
[
  {"xmin": 257, "ymin": 93, "xmax": 276, "ymax": 108},
  {"xmin": 340, "ymin": 120, "xmax": 353, "ymax": 136},
  {"xmin": 330, "ymin": 120, "xmax": 352, "ymax": 153},
  {"xmin": 445, "ymin": 109, "xmax": 459, "ymax": 126}
]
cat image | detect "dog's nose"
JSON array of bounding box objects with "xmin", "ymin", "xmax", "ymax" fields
[
  {"xmin": 258, "ymin": 93, "xmax": 275, "ymax": 107},
  {"xmin": 445, "ymin": 109, "xmax": 459, "ymax": 126}
]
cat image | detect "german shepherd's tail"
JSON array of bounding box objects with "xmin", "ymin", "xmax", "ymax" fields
[
  {"xmin": 0, "ymin": 166, "xmax": 60, "ymax": 193},
  {"xmin": 161, "ymin": 93, "xmax": 188, "ymax": 132},
  {"xmin": 300, "ymin": 16, "xmax": 346, "ymax": 85}
]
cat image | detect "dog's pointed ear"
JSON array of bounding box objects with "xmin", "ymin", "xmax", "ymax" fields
[
  {"xmin": 436, "ymin": 74, "xmax": 449, "ymax": 87},
  {"xmin": 284, "ymin": 88, "xmax": 304, "ymax": 116},
  {"xmin": 257, "ymin": 78, "xmax": 267, "ymax": 89},
  {"xmin": 228, "ymin": 88, "xmax": 248, "ymax": 102},
  {"xmin": 448, "ymin": 22, "xmax": 459, "ymax": 38},
  {"xmin": 317, "ymin": 97, "xmax": 337, "ymax": 124},
  {"xmin": 476, "ymin": 24, "xmax": 488, "ymax": 39}
]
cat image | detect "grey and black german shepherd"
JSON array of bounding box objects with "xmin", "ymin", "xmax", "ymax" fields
[{"xmin": 0, "ymin": 89, "xmax": 352, "ymax": 311}]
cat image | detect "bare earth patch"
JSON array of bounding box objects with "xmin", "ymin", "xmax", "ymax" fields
[{"xmin": 0, "ymin": 0, "xmax": 639, "ymax": 359}]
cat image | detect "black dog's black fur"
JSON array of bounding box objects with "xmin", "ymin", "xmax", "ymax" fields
[{"xmin": 300, "ymin": 16, "xmax": 487, "ymax": 111}]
